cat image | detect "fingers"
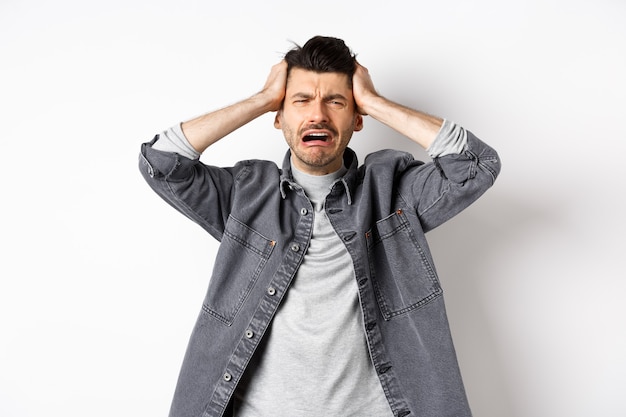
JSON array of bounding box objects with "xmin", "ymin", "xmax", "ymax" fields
[
  {"xmin": 353, "ymin": 61, "xmax": 376, "ymax": 116},
  {"xmin": 262, "ymin": 60, "xmax": 288, "ymax": 111}
]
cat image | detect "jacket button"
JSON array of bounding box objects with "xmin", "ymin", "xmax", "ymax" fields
[
  {"xmin": 300, "ymin": 208, "xmax": 308, "ymax": 216},
  {"xmin": 267, "ymin": 287, "xmax": 276, "ymax": 296},
  {"xmin": 291, "ymin": 243, "xmax": 300, "ymax": 252},
  {"xmin": 245, "ymin": 329, "xmax": 254, "ymax": 339},
  {"xmin": 223, "ymin": 372, "xmax": 232, "ymax": 382},
  {"xmin": 378, "ymin": 365, "xmax": 392, "ymax": 374}
]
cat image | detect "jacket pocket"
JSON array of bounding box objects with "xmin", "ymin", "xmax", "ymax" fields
[
  {"xmin": 202, "ymin": 215, "xmax": 275, "ymax": 325},
  {"xmin": 366, "ymin": 209, "xmax": 442, "ymax": 320}
]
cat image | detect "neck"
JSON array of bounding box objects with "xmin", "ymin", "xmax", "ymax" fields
[{"xmin": 291, "ymin": 159, "xmax": 347, "ymax": 205}]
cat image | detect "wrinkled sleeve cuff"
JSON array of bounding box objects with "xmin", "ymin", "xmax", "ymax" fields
[
  {"xmin": 151, "ymin": 123, "xmax": 201, "ymax": 160},
  {"xmin": 427, "ymin": 119, "xmax": 468, "ymax": 158}
]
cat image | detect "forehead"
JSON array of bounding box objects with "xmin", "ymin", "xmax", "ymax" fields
[{"xmin": 286, "ymin": 68, "xmax": 352, "ymax": 94}]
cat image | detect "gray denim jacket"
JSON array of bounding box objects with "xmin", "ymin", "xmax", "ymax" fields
[{"xmin": 139, "ymin": 131, "xmax": 501, "ymax": 417}]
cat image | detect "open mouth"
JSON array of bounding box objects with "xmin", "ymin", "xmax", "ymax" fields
[{"xmin": 302, "ymin": 132, "xmax": 330, "ymax": 142}]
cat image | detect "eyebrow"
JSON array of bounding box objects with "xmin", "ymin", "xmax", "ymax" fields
[
  {"xmin": 325, "ymin": 93, "xmax": 348, "ymax": 101},
  {"xmin": 290, "ymin": 92, "xmax": 348, "ymax": 101}
]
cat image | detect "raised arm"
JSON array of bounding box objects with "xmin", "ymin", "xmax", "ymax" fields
[
  {"xmin": 181, "ymin": 60, "xmax": 288, "ymax": 154},
  {"xmin": 352, "ymin": 62, "xmax": 443, "ymax": 150}
]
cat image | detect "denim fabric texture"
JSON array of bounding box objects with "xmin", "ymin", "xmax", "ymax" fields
[{"xmin": 138, "ymin": 132, "xmax": 501, "ymax": 417}]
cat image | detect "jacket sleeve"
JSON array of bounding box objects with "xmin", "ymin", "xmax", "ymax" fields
[
  {"xmin": 138, "ymin": 135, "xmax": 236, "ymax": 241},
  {"xmin": 400, "ymin": 131, "xmax": 501, "ymax": 233}
]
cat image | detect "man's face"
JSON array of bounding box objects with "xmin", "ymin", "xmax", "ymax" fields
[{"xmin": 275, "ymin": 68, "xmax": 363, "ymax": 175}]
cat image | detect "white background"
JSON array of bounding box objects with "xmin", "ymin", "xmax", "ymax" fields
[{"xmin": 1, "ymin": 1, "xmax": 625, "ymax": 416}]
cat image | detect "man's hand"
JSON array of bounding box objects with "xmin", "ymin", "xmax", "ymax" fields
[
  {"xmin": 259, "ymin": 60, "xmax": 288, "ymax": 112},
  {"xmin": 351, "ymin": 61, "xmax": 442, "ymax": 150},
  {"xmin": 352, "ymin": 62, "xmax": 380, "ymax": 116},
  {"xmin": 181, "ymin": 61, "xmax": 289, "ymax": 153}
]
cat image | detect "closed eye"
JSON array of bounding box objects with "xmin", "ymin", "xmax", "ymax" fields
[
  {"xmin": 327, "ymin": 100, "xmax": 347, "ymax": 109},
  {"xmin": 292, "ymin": 98, "xmax": 311, "ymax": 106}
]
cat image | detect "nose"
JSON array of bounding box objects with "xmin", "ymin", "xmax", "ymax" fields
[{"xmin": 307, "ymin": 99, "xmax": 329, "ymax": 123}]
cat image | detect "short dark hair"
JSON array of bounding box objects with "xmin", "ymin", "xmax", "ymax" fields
[{"xmin": 284, "ymin": 36, "xmax": 356, "ymax": 84}]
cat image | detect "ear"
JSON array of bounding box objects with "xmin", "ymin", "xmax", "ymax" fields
[
  {"xmin": 353, "ymin": 114, "xmax": 363, "ymax": 132},
  {"xmin": 274, "ymin": 111, "xmax": 282, "ymax": 129}
]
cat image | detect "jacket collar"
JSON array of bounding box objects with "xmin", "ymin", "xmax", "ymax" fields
[{"xmin": 279, "ymin": 148, "xmax": 359, "ymax": 205}]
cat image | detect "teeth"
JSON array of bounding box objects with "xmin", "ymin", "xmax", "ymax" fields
[{"xmin": 303, "ymin": 132, "xmax": 329, "ymax": 142}]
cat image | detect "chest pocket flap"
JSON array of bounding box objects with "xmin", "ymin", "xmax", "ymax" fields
[{"xmin": 366, "ymin": 209, "xmax": 442, "ymax": 320}]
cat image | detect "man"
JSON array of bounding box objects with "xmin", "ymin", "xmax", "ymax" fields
[{"xmin": 139, "ymin": 36, "xmax": 501, "ymax": 417}]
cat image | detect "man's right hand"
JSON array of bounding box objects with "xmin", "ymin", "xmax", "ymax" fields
[
  {"xmin": 181, "ymin": 61, "xmax": 289, "ymax": 154},
  {"xmin": 259, "ymin": 60, "xmax": 288, "ymax": 112}
]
